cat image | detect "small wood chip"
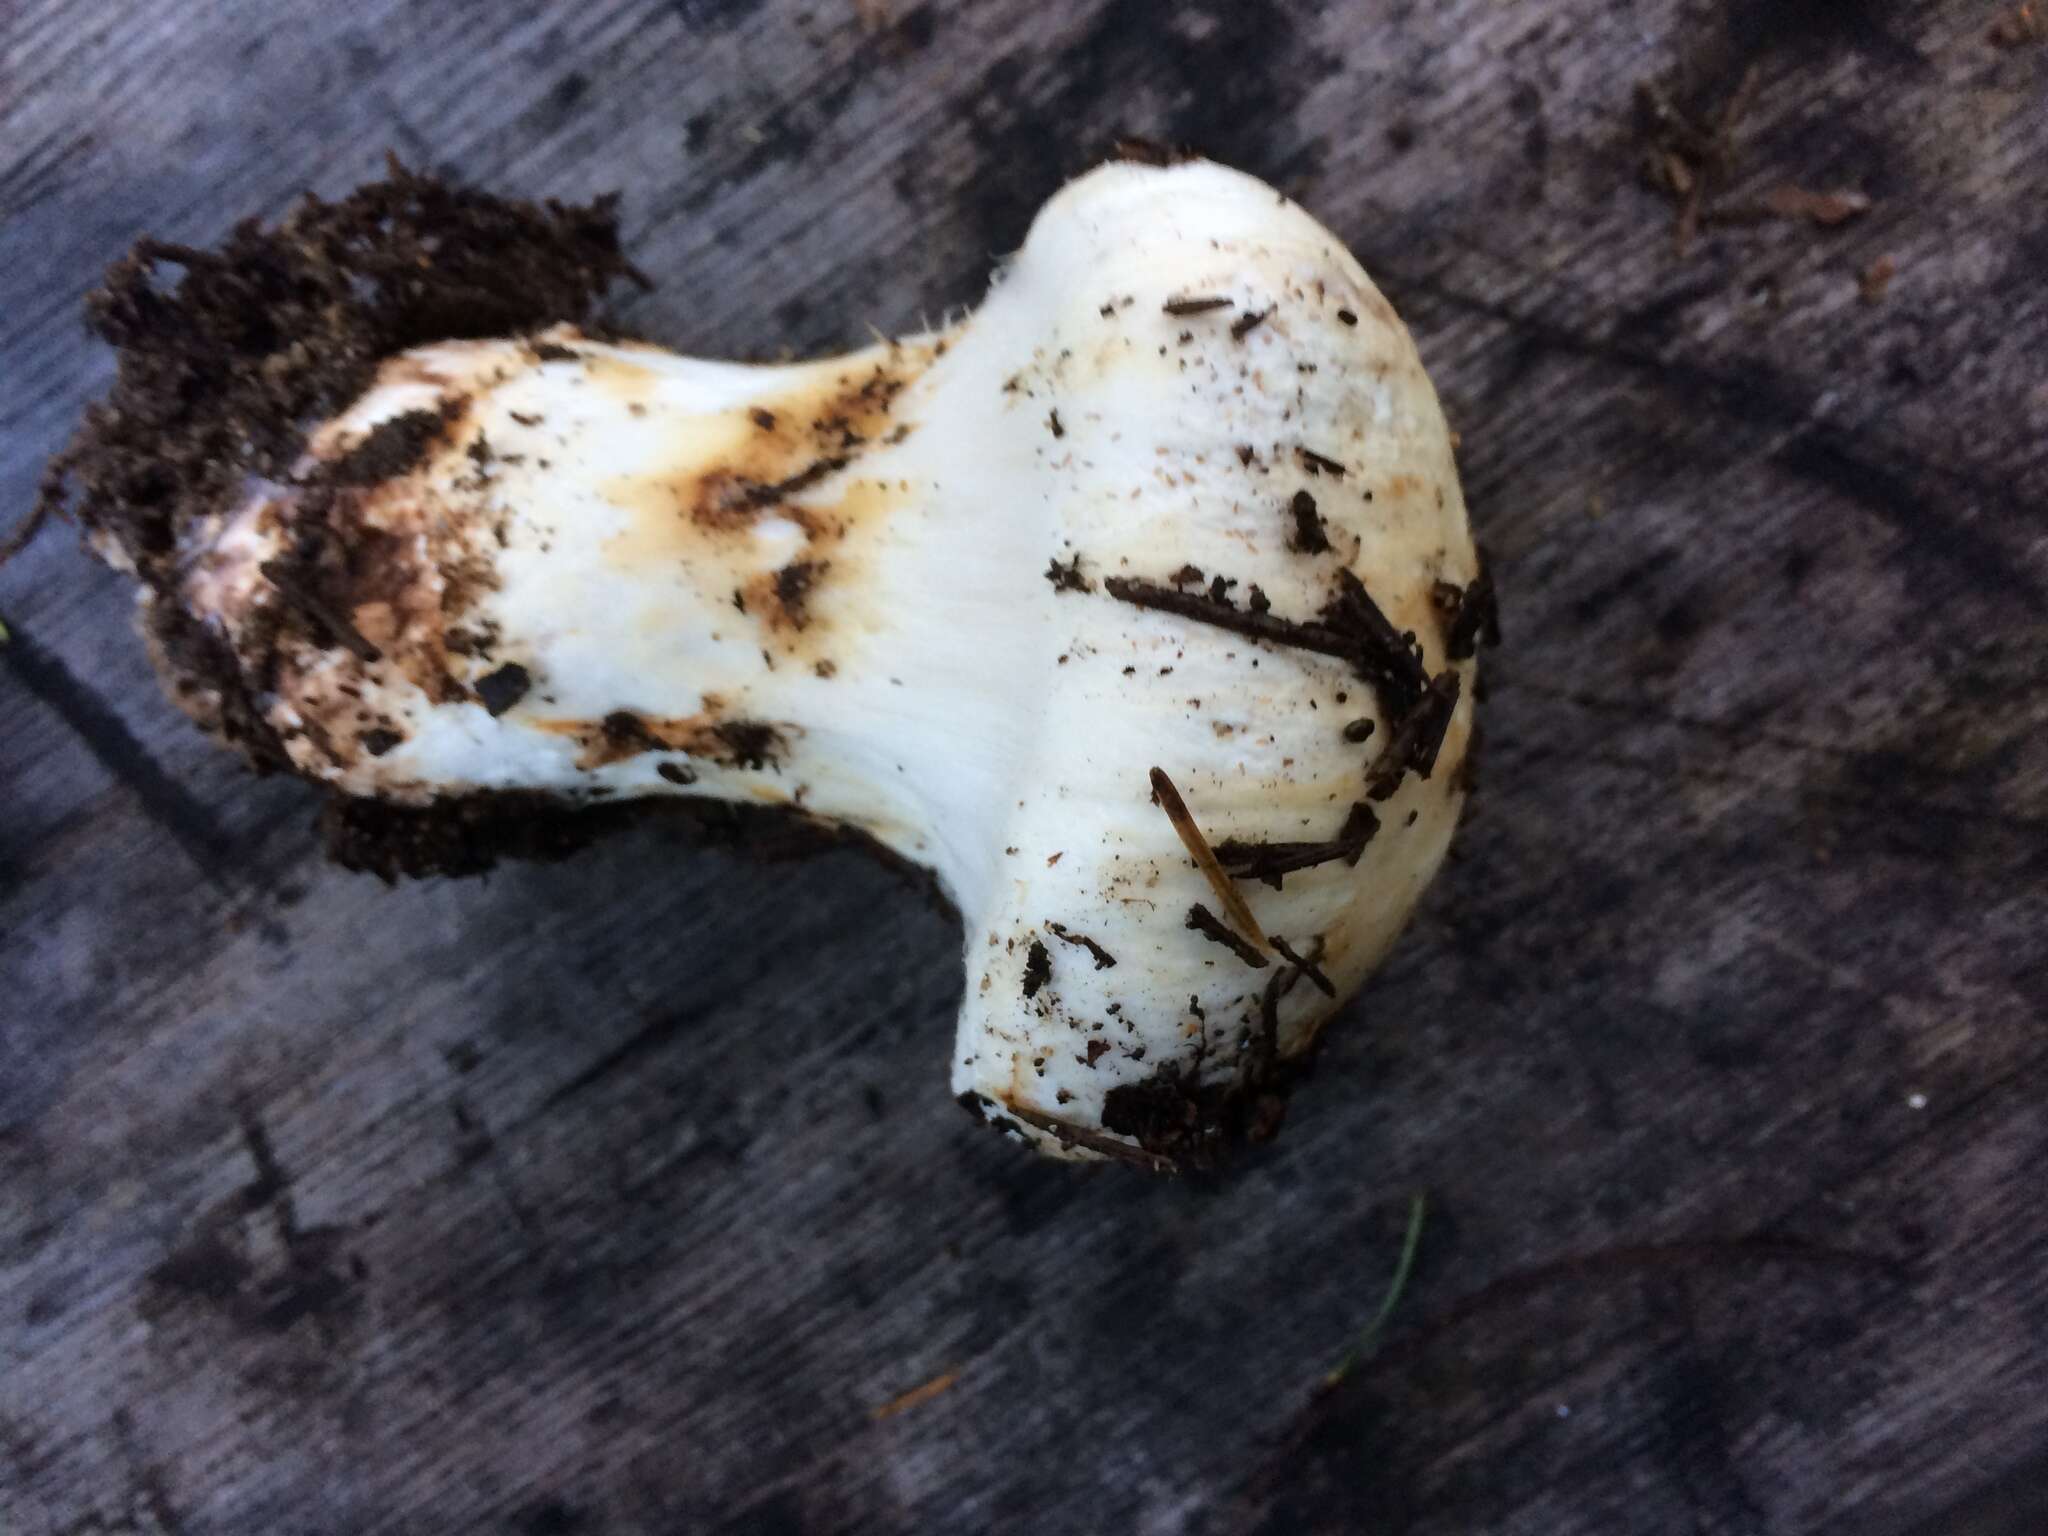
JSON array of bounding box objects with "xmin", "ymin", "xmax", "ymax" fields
[
  {"xmin": 1045, "ymin": 555, "xmax": 1092, "ymax": 593},
  {"xmin": 1022, "ymin": 941, "xmax": 1051, "ymax": 999},
  {"xmin": 1989, "ymin": 4, "xmax": 2044, "ymax": 46},
  {"xmin": 1047, "ymin": 922, "xmax": 1117, "ymax": 969},
  {"xmin": 1756, "ymin": 184, "xmax": 1873, "ymax": 227},
  {"xmin": 1859, "ymin": 254, "xmax": 1897, "ymax": 304},
  {"xmin": 1635, "ymin": 63, "xmax": 1762, "ymax": 255},
  {"xmin": 1287, "ymin": 489, "xmax": 1330, "ymax": 554},
  {"xmin": 1215, "ymin": 803, "xmax": 1379, "ymax": 890},
  {"xmin": 1186, "ymin": 903, "xmax": 1269, "ymax": 969},
  {"xmin": 1113, "ymin": 136, "xmax": 1192, "ymax": 166},
  {"xmin": 871, "ymin": 1370, "xmax": 959, "ymax": 1421},
  {"xmin": 1271, "ymin": 936, "xmax": 1335, "ymax": 997},
  {"xmin": 472, "ymin": 662, "xmax": 532, "ymax": 717}
]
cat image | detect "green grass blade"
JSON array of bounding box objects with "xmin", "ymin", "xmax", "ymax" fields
[{"xmin": 1324, "ymin": 1191, "xmax": 1428, "ymax": 1387}]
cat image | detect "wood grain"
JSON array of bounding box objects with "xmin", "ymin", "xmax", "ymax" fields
[{"xmin": 3, "ymin": 1, "xmax": 2045, "ymax": 1532}]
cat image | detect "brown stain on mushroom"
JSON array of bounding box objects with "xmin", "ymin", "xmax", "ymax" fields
[
  {"xmin": 742, "ymin": 558, "xmax": 829, "ymax": 633},
  {"xmin": 603, "ymin": 343, "xmax": 932, "ymax": 534},
  {"xmin": 379, "ymin": 355, "xmax": 462, "ymax": 391},
  {"xmin": 262, "ymin": 435, "xmax": 513, "ymax": 773},
  {"xmin": 574, "ymin": 345, "xmax": 667, "ymax": 400},
  {"xmin": 533, "ymin": 703, "xmax": 792, "ymax": 773},
  {"xmin": 335, "ymin": 448, "xmax": 507, "ymax": 694},
  {"xmin": 600, "ymin": 343, "xmax": 937, "ymax": 667}
]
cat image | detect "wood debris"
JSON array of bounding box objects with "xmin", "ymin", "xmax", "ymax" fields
[
  {"xmin": 1635, "ymin": 64, "xmax": 1760, "ymax": 255},
  {"xmin": 871, "ymin": 1369, "xmax": 959, "ymax": 1420},
  {"xmin": 1733, "ymin": 184, "xmax": 1873, "ymax": 228},
  {"xmin": 1636, "ymin": 64, "xmax": 1879, "ymax": 250},
  {"xmin": 1150, "ymin": 767, "xmax": 1270, "ymax": 957},
  {"xmin": 1989, "ymin": 4, "xmax": 2044, "ymax": 46}
]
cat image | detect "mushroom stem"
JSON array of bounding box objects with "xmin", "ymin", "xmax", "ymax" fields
[{"xmin": 102, "ymin": 160, "xmax": 1490, "ymax": 1169}]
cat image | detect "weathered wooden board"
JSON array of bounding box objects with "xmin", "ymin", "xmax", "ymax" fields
[{"xmin": 3, "ymin": 1, "xmax": 2045, "ymax": 1532}]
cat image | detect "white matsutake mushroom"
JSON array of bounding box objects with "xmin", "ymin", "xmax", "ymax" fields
[{"xmin": 76, "ymin": 158, "xmax": 1498, "ymax": 1170}]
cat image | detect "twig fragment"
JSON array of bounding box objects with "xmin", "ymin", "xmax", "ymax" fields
[{"xmin": 1151, "ymin": 766, "xmax": 1269, "ymax": 954}]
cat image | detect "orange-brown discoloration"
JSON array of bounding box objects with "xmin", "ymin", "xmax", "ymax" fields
[
  {"xmin": 608, "ymin": 473, "xmax": 907, "ymax": 669},
  {"xmin": 603, "ymin": 342, "xmax": 935, "ymax": 673},
  {"xmin": 684, "ymin": 353, "xmax": 925, "ymax": 533},
  {"xmin": 536, "ymin": 706, "xmax": 789, "ymax": 773},
  {"xmin": 742, "ymin": 558, "xmax": 831, "ymax": 633},
  {"xmin": 1356, "ymin": 291, "xmax": 1399, "ymax": 329},
  {"xmin": 691, "ymin": 467, "xmax": 842, "ymax": 533},
  {"xmin": 380, "ymin": 355, "xmax": 461, "ymax": 390},
  {"xmin": 261, "ymin": 396, "xmax": 525, "ymax": 769},
  {"xmin": 604, "ymin": 345, "xmax": 931, "ymax": 540},
  {"xmin": 340, "ymin": 466, "xmax": 500, "ymax": 701},
  {"xmin": 254, "ymin": 335, "xmax": 942, "ymax": 781}
]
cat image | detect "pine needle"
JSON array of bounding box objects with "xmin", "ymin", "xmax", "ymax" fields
[{"xmin": 1325, "ymin": 1192, "xmax": 1428, "ymax": 1388}]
